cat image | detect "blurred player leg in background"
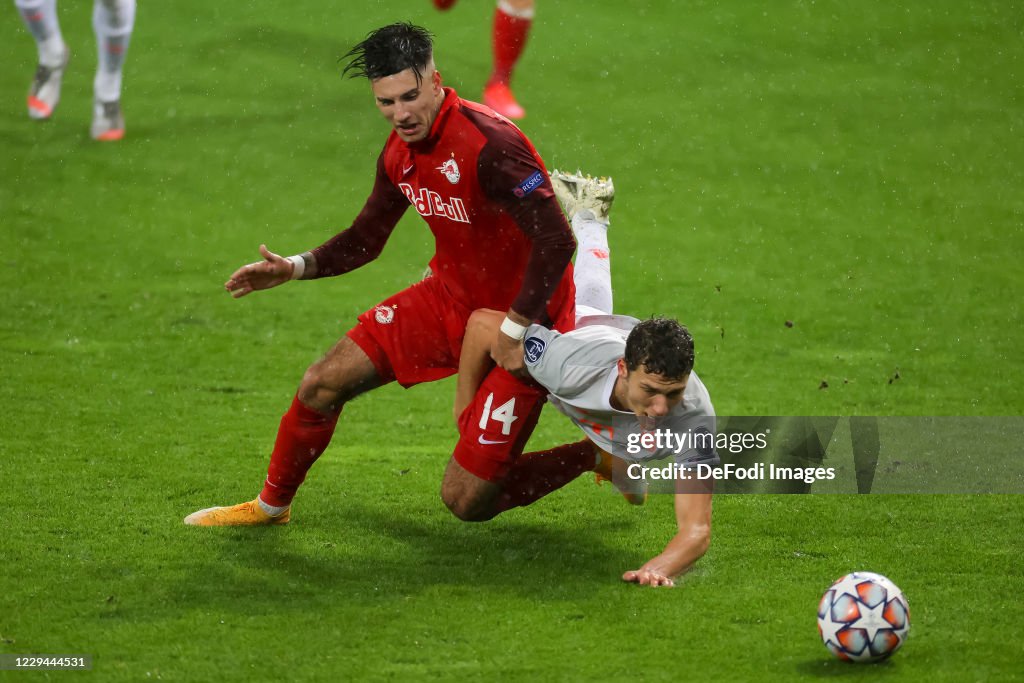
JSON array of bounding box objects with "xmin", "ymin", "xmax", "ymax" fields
[
  {"xmin": 13, "ymin": 0, "xmax": 134, "ymax": 139},
  {"xmin": 433, "ymin": 0, "xmax": 534, "ymax": 119},
  {"xmin": 90, "ymin": 0, "xmax": 134, "ymax": 141},
  {"xmin": 14, "ymin": 0, "xmax": 68, "ymax": 119},
  {"xmin": 483, "ymin": 0, "xmax": 533, "ymax": 119}
]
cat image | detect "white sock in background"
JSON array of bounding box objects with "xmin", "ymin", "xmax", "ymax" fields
[
  {"xmin": 15, "ymin": 0, "xmax": 65, "ymax": 67},
  {"xmin": 92, "ymin": 0, "xmax": 135, "ymax": 103}
]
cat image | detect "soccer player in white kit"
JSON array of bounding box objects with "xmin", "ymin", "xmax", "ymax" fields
[
  {"xmin": 13, "ymin": 0, "xmax": 135, "ymax": 140},
  {"xmin": 455, "ymin": 171, "xmax": 719, "ymax": 587}
]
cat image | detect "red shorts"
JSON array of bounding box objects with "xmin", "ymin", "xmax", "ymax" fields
[
  {"xmin": 346, "ymin": 276, "xmax": 563, "ymax": 482},
  {"xmin": 452, "ymin": 367, "xmax": 548, "ymax": 481},
  {"xmin": 347, "ymin": 276, "xmax": 470, "ymax": 387}
]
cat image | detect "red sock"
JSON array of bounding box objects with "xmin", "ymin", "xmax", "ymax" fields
[
  {"xmin": 259, "ymin": 395, "xmax": 340, "ymax": 507},
  {"xmin": 489, "ymin": 4, "xmax": 533, "ymax": 85},
  {"xmin": 494, "ymin": 439, "xmax": 595, "ymax": 513}
]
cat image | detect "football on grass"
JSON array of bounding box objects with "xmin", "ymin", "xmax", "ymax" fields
[{"xmin": 817, "ymin": 571, "xmax": 910, "ymax": 662}]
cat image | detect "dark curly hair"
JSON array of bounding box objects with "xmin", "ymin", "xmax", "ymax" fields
[
  {"xmin": 624, "ymin": 318, "xmax": 695, "ymax": 380},
  {"xmin": 341, "ymin": 22, "xmax": 434, "ymax": 85}
]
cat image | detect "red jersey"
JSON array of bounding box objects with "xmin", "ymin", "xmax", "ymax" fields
[{"xmin": 311, "ymin": 88, "xmax": 575, "ymax": 326}]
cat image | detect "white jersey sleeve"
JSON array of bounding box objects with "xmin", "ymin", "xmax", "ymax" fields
[{"xmin": 523, "ymin": 323, "xmax": 627, "ymax": 400}]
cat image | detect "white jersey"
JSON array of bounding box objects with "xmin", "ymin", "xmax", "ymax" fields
[{"xmin": 524, "ymin": 315, "xmax": 719, "ymax": 466}]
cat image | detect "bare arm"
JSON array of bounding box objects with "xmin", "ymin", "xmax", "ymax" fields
[
  {"xmin": 454, "ymin": 309, "xmax": 505, "ymax": 424},
  {"xmin": 622, "ymin": 476, "xmax": 713, "ymax": 588}
]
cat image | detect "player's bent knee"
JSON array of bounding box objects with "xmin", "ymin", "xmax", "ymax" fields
[
  {"xmin": 297, "ymin": 365, "xmax": 344, "ymax": 413},
  {"xmin": 440, "ymin": 477, "xmax": 496, "ymax": 522},
  {"xmin": 441, "ymin": 490, "xmax": 496, "ymax": 522},
  {"xmin": 297, "ymin": 337, "xmax": 381, "ymax": 411},
  {"xmin": 466, "ymin": 308, "xmax": 502, "ymax": 336},
  {"xmin": 440, "ymin": 457, "xmax": 500, "ymax": 522}
]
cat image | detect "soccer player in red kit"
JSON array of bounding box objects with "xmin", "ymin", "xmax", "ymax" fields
[{"xmin": 185, "ymin": 23, "xmax": 599, "ymax": 526}]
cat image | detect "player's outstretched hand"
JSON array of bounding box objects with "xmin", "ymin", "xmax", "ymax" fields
[
  {"xmin": 622, "ymin": 568, "xmax": 676, "ymax": 588},
  {"xmin": 225, "ymin": 244, "xmax": 293, "ymax": 298},
  {"xmin": 492, "ymin": 332, "xmax": 527, "ymax": 377}
]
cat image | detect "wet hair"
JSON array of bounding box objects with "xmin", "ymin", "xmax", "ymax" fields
[
  {"xmin": 341, "ymin": 22, "xmax": 434, "ymax": 85},
  {"xmin": 624, "ymin": 318, "xmax": 695, "ymax": 380}
]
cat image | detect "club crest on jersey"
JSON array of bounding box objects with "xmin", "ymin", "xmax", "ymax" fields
[
  {"xmin": 523, "ymin": 336, "xmax": 546, "ymax": 365},
  {"xmin": 374, "ymin": 305, "xmax": 395, "ymax": 325},
  {"xmin": 437, "ymin": 158, "xmax": 460, "ymax": 184},
  {"xmin": 398, "ymin": 183, "xmax": 470, "ymax": 224},
  {"xmin": 513, "ymin": 170, "xmax": 544, "ymax": 198}
]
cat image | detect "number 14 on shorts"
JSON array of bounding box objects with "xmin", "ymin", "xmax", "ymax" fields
[{"xmin": 478, "ymin": 393, "xmax": 519, "ymax": 436}]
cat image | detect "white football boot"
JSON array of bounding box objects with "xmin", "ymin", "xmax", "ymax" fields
[
  {"xmin": 27, "ymin": 45, "xmax": 70, "ymax": 120},
  {"xmin": 549, "ymin": 169, "xmax": 615, "ymax": 223},
  {"xmin": 91, "ymin": 99, "xmax": 125, "ymax": 141}
]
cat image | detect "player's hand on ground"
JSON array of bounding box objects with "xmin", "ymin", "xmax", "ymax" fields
[
  {"xmin": 492, "ymin": 332, "xmax": 527, "ymax": 376},
  {"xmin": 225, "ymin": 244, "xmax": 293, "ymax": 298},
  {"xmin": 622, "ymin": 568, "xmax": 676, "ymax": 588}
]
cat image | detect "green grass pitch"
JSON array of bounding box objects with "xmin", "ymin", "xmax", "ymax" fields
[{"xmin": 2, "ymin": 0, "xmax": 1022, "ymax": 680}]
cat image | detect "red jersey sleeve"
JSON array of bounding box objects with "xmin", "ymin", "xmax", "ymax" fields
[
  {"xmin": 477, "ymin": 135, "xmax": 576, "ymax": 320},
  {"xmin": 310, "ymin": 152, "xmax": 409, "ymax": 278}
]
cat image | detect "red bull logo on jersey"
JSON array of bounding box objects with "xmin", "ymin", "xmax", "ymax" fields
[
  {"xmin": 437, "ymin": 158, "xmax": 461, "ymax": 184},
  {"xmin": 399, "ymin": 183, "xmax": 470, "ymax": 224},
  {"xmin": 374, "ymin": 305, "xmax": 395, "ymax": 325}
]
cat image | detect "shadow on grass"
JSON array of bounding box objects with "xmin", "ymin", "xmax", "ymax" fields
[
  {"xmin": 795, "ymin": 657, "xmax": 902, "ymax": 678},
  {"xmin": 164, "ymin": 498, "xmax": 643, "ymax": 616}
]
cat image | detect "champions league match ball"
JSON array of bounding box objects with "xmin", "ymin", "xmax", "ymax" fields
[{"xmin": 817, "ymin": 572, "xmax": 910, "ymax": 662}]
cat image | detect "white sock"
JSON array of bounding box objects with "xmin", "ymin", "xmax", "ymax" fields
[
  {"xmin": 257, "ymin": 496, "xmax": 289, "ymax": 516},
  {"xmin": 497, "ymin": 0, "xmax": 535, "ymax": 20},
  {"xmin": 92, "ymin": 0, "xmax": 135, "ymax": 103},
  {"xmin": 15, "ymin": 0, "xmax": 65, "ymax": 67},
  {"xmin": 572, "ymin": 213, "xmax": 614, "ymax": 317}
]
